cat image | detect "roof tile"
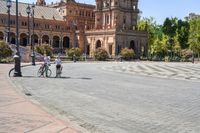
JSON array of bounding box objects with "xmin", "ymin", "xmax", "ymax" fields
[{"xmin": 0, "ymin": 0, "xmax": 63, "ymax": 21}]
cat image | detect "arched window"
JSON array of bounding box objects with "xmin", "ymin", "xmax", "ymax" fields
[
  {"xmin": 63, "ymin": 36, "xmax": 70, "ymax": 48},
  {"xmin": 96, "ymin": 40, "xmax": 101, "ymax": 48}
]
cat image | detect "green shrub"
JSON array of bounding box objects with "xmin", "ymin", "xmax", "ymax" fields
[
  {"xmin": 173, "ymin": 56, "xmax": 181, "ymax": 62},
  {"xmin": 36, "ymin": 44, "xmax": 53, "ymax": 57},
  {"xmin": 120, "ymin": 48, "xmax": 135, "ymax": 60},
  {"xmin": 164, "ymin": 56, "xmax": 170, "ymax": 62},
  {"xmin": 0, "ymin": 41, "xmax": 12, "ymax": 58},
  {"xmin": 66, "ymin": 48, "xmax": 81, "ymax": 60},
  {"xmin": 181, "ymin": 49, "xmax": 193, "ymax": 61},
  {"xmin": 0, "ymin": 57, "xmax": 14, "ymax": 63},
  {"xmin": 151, "ymin": 56, "xmax": 162, "ymax": 61},
  {"xmin": 94, "ymin": 48, "xmax": 109, "ymax": 61}
]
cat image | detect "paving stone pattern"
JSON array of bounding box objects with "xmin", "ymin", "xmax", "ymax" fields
[
  {"xmin": 102, "ymin": 62, "xmax": 200, "ymax": 81},
  {"xmin": 11, "ymin": 62, "xmax": 200, "ymax": 133}
]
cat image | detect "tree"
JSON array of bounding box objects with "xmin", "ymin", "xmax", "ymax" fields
[
  {"xmin": 188, "ymin": 18, "xmax": 200, "ymax": 59},
  {"xmin": 177, "ymin": 20, "xmax": 190, "ymax": 49},
  {"xmin": 172, "ymin": 33, "xmax": 181, "ymax": 59},
  {"xmin": 137, "ymin": 17, "xmax": 160, "ymax": 57},
  {"xmin": 162, "ymin": 17, "xmax": 177, "ymax": 38},
  {"xmin": 151, "ymin": 35, "xmax": 168, "ymax": 59}
]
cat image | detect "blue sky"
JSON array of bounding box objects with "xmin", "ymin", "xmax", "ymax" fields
[{"xmin": 19, "ymin": 0, "xmax": 200, "ymax": 24}]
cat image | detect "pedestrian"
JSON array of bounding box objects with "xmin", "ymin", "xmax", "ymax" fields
[
  {"xmin": 54, "ymin": 56, "xmax": 62, "ymax": 77},
  {"xmin": 43, "ymin": 54, "xmax": 51, "ymax": 77},
  {"xmin": 73, "ymin": 54, "xmax": 76, "ymax": 62}
]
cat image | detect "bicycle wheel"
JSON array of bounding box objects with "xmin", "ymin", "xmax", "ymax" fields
[
  {"xmin": 46, "ymin": 69, "xmax": 52, "ymax": 77},
  {"xmin": 37, "ymin": 68, "xmax": 43, "ymax": 77}
]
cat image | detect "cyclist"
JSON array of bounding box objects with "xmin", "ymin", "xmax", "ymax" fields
[
  {"xmin": 42, "ymin": 55, "xmax": 51, "ymax": 77},
  {"xmin": 54, "ymin": 56, "xmax": 62, "ymax": 77}
]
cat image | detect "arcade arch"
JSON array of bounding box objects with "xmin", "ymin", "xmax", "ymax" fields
[
  {"xmin": 129, "ymin": 40, "xmax": 136, "ymax": 53},
  {"xmin": 0, "ymin": 31, "xmax": 3, "ymax": 40},
  {"xmin": 96, "ymin": 40, "xmax": 101, "ymax": 49},
  {"xmin": 63, "ymin": 36, "xmax": 70, "ymax": 48},
  {"xmin": 53, "ymin": 36, "xmax": 60, "ymax": 48},
  {"xmin": 10, "ymin": 32, "xmax": 16, "ymax": 44},
  {"xmin": 31, "ymin": 34, "xmax": 39, "ymax": 45},
  {"xmin": 42, "ymin": 35, "xmax": 49, "ymax": 44},
  {"xmin": 20, "ymin": 33, "xmax": 27, "ymax": 46}
]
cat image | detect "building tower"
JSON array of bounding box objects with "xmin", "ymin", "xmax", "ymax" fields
[
  {"xmin": 95, "ymin": 0, "xmax": 139, "ymax": 30},
  {"xmin": 36, "ymin": 0, "xmax": 46, "ymax": 6},
  {"xmin": 87, "ymin": 0, "xmax": 147, "ymax": 58}
]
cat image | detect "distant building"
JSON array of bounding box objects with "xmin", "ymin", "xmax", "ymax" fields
[
  {"xmin": 185, "ymin": 13, "xmax": 200, "ymax": 21},
  {"xmin": 0, "ymin": 0, "xmax": 148, "ymax": 58}
]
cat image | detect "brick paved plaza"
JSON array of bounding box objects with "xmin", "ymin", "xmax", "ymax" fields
[
  {"xmin": 0, "ymin": 64, "xmax": 81, "ymax": 133},
  {"xmin": 5, "ymin": 62, "xmax": 200, "ymax": 133}
]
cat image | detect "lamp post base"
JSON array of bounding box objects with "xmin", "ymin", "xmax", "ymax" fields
[
  {"xmin": 31, "ymin": 53, "xmax": 36, "ymax": 66},
  {"xmin": 13, "ymin": 71, "xmax": 22, "ymax": 77},
  {"xmin": 13, "ymin": 54, "xmax": 22, "ymax": 77}
]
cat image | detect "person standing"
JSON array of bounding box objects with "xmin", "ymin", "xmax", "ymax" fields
[
  {"xmin": 43, "ymin": 55, "xmax": 50, "ymax": 77},
  {"xmin": 54, "ymin": 56, "xmax": 62, "ymax": 77}
]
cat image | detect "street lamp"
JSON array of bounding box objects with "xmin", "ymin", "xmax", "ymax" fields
[
  {"xmin": 31, "ymin": 3, "xmax": 35, "ymax": 65},
  {"xmin": 26, "ymin": 4, "xmax": 31, "ymax": 47},
  {"xmin": 6, "ymin": 0, "xmax": 12, "ymax": 44},
  {"xmin": 13, "ymin": 0, "xmax": 22, "ymax": 77}
]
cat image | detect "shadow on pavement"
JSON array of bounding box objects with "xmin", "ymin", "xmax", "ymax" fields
[
  {"xmin": 79, "ymin": 77, "xmax": 92, "ymax": 80},
  {"xmin": 21, "ymin": 76, "xmax": 92, "ymax": 80}
]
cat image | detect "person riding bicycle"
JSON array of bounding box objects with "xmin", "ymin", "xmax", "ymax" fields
[
  {"xmin": 43, "ymin": 55, "xmax": 51, "ymax": 77},
  {"xmin": 54, "ymin": 56, "xmax": 62, "ymax": 76}
]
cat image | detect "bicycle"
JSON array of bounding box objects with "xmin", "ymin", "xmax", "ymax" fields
[{"xmin": 37, "ymin": 64, "xmax": 52, "ymax": 77}]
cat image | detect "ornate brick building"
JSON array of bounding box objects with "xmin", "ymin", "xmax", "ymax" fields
[
  {"xmin": 0, "ymin": 0, "xmax": 148, "ymax": 58},
  {"xmin": 85, "ymin": 0, "xmax": 148, "ymax": 57},
  {"xmin": 0, "ymin": 0, "xmax": 70, "ymax": 52}
]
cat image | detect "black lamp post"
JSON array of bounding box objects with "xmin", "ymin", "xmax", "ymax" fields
[
  {"xmin": 13, "ymin": 0, "xmax": 22, "ymax": 77},
  {"xmin": 31, "ymin": 3, "xmax": 35, "ymax": 65},
  {"xmin": 26, "ymin": 4, "xmax": 31, "ymax": 47},
  {"xmin": 6, "ymin": 0, "xmax": 12, "ymax": 44}
]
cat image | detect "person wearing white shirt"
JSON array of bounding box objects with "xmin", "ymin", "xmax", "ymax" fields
[
  {"xmin": 42, "ymin": 55, "xmax": 50, "ymax": 77},
  {"xmin": 55, "ymin": 56, "xmax": 62, "ymax": 77}
]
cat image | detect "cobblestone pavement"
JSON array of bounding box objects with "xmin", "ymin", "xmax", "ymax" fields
[
  {"xmin": 102, "ymin": 62, "xmax": 200, "ymax": 81},
  {"xmin": 0, "ymin": 64, "xmax": 81, "ymax": 133},
  {"xmin": 11, "ymin": 62, "xmax": 200, "ymax": 133}
]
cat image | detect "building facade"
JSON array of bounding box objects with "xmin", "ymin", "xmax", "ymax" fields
[
  {"xmin": 0, "ymin": 0, "xmax": 70, "ymax": 52},
  {"xmin": 0, "ymin": 0, "xmax": 148, "ymax": 58},
  {"xmin": 185, "ymin": 13, "xmax": 200, "ymax": 21},
  {"xmin": 85, "ymin": 0, "xmax": 148, "ymax": 57}
]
